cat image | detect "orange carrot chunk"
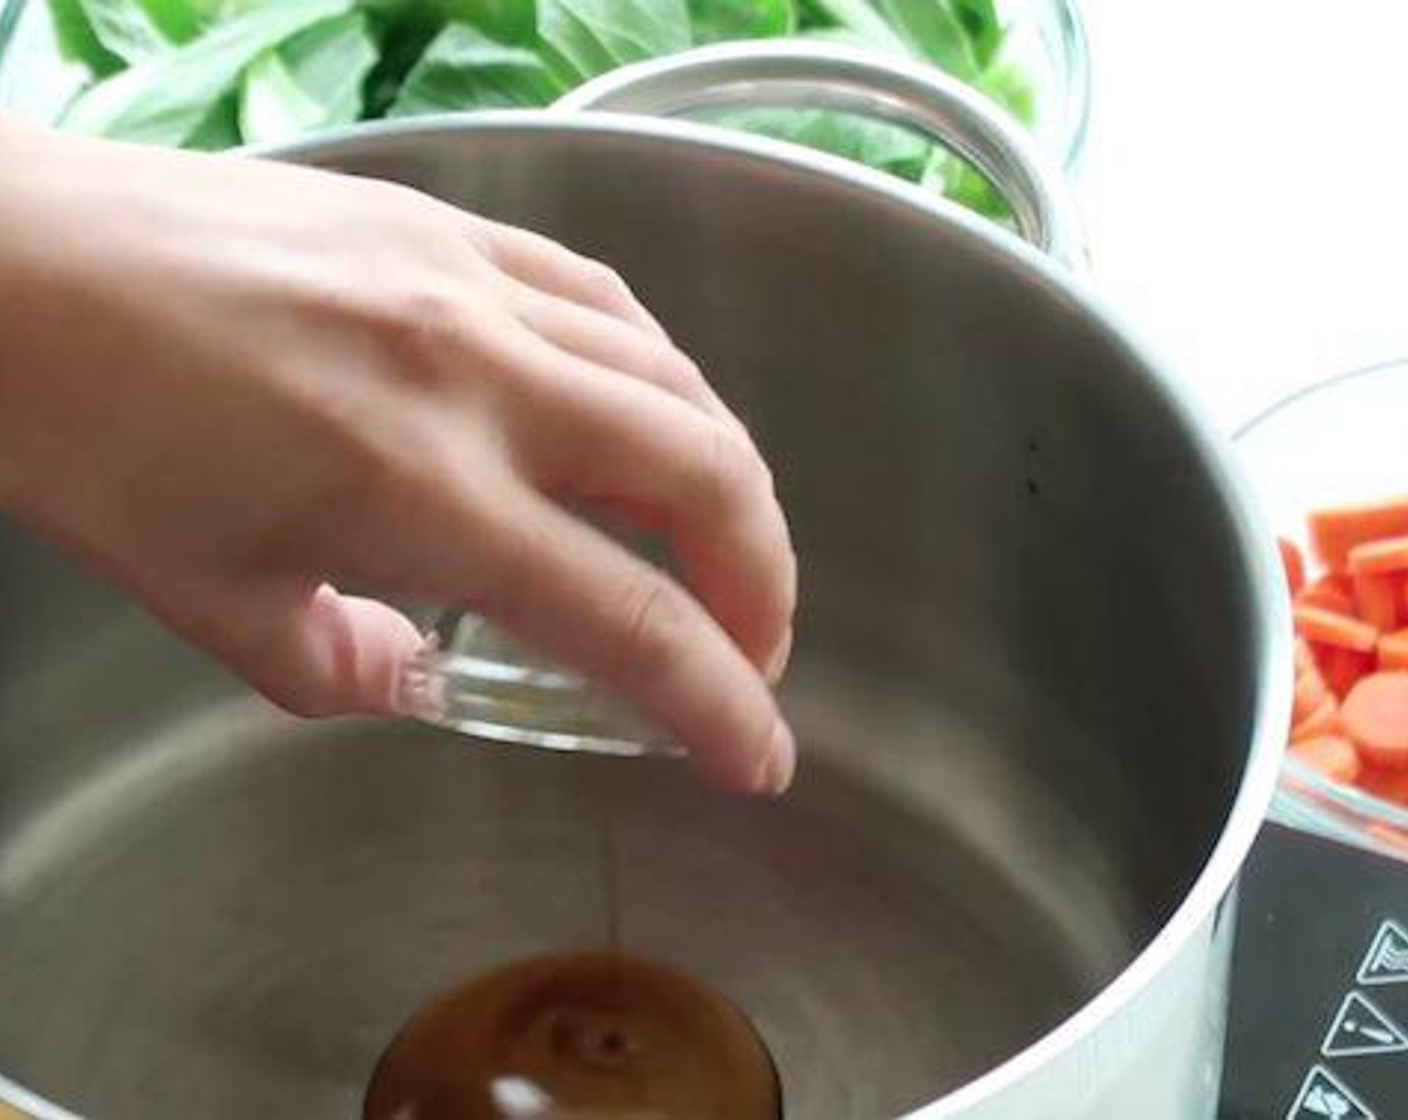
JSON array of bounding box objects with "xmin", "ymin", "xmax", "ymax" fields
[
  {"xmin": 1353, "ymin": 571, "xmax": 1402, "ymax": 631},
  {"xmin": 1293, "ymin": 670, "xmax": 1331, "ymax": 722},
  {"xmin": 1291, "ymin": 695, "xmax": 1340, "ymax": 742},
  {"xmin": 1361, "ymin": 765, "xmax": 1408, "ymax": 807},
  {"xmin": 1378, "ymin": 630, "xmax": 1408, "ymax": 672},
  {"xmin": 1341, "ymin": 672, "xmax": 1408, "ymax": 768},
  {"xmin": 1277, "ymin": 537, "xmax": 1306, "ymax": 595},
  {"xmin": 1295, "ymin": 636, "xmax": 1317, "ymax": 675},
  {"xmin": 1296, "ymin": 574, "xmax": 1355, "ymax": 615},
  {"xmin": 1316, "ymin": 646, "xmax": 1375, "ymax": 699},
  {"xmin": 1308, "ymin": 495, "xmax": 1408, "ymax": 571},
  {"xmin": 1290, "ymin": 735, "xmax": 1362, "ymax": 784},
  {"xmin": 1348, "ymin": 533, "xmax": 1408, "ymax": 575},
  {"xmin": 1293, "ymin": 606, "xmax": 1379, "ymax": 652}
]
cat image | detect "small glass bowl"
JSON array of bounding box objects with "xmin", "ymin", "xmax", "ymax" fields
[
  {"xmin": 1001, "ymin": 0, "xmax": 1091, "ymax": 170},
  {"xmin": 1236, "ymin": 359, "xmax": 1408, "ymax": 860},
  {"xmin": 396, "ymin": 611, "xmax": 674, "ymax": 757}
]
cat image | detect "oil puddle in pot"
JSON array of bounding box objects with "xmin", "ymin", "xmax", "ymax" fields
[{"xmin": 362, "ymin": 950, "xmax": 781, "ymax": 1119}]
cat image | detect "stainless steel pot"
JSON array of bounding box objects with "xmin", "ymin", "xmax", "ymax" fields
[{"xmin": 0, "ymin": 43, "xmax": 1288, "ymax": 1120}]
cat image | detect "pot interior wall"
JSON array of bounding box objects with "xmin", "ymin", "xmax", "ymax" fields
[{"xmin": 0, "ymin": 123, "xmax": 1262, "ymax": 1119}]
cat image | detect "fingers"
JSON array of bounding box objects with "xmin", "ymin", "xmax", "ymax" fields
[
  {"xmin": 475, "ymin": 219, "xmax": 669, "ymax": 339},
  {"xmin": 209, "ymin": 581, "xmax": 424, "ymax": 719},
  {"xmin": 511, "ymin": 290, "xmax": 744, "ymax": 431},
  {"xmin": 465, "ymin": 216, "xmax": 754, "ymax": 437},
  {"xmin": 515, "ymin": 362, "xmax": 796, "ymax": 680},
  {"xmin": 469, "ymin": 495, "xmax": 795, "ymax": 795}
]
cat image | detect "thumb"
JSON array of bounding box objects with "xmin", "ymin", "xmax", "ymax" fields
[{"xmin": 221, "ymin": 582, "xmax": 424, "ymax": 718}]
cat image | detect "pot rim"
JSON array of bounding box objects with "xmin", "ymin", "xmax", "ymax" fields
[{"xmin": 0, "ymin": 110, "xmax": 1292, "ymax": 1119}]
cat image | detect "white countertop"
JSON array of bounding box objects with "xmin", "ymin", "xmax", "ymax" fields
[{"xmin": 1075, "ymin": 0, "xmax": 1408, "ymax": 432}]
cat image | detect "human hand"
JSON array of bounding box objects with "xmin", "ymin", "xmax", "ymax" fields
[{"xmin": 0, "ymin": 116, "xmax": 796, "ymax": 794}]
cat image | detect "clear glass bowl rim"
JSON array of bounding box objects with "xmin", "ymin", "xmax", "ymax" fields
[{"xmin": 1038, "ymin": 0, "xmax": 1092, "ymax": 170}]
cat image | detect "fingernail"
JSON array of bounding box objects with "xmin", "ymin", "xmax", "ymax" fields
[
  {"xmin": 756, "ymin": 717, "xmax": 796, "ymax": 796},
  {"xmin": 765, "ymin": 626, "xmax": 794, "ymax": 686}
]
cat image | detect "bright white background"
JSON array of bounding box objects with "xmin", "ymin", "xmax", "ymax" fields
[{"xmin": 1076, "ymin": 1, "xmax": 1408, "ymax": 432}]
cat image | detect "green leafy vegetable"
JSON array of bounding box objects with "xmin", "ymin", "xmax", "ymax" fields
[
  {"xmin": 921, "ymin": 146, "xmax": 1010, "ymax": 221},
  {"xmin": 360, "ymin": 0, "xmax": 538, "ymax": 44},
  {"xmin": 239, "ymin": 11, "xmax": 378, "ymax": 143},
  {"xmin": 871, "ymin": 0, "xmax": 976, "ymax": 78},
  {"xmin": 46, "ymin": 0, "xmax": 125, "ymax": 74},
  {"xmin": 710, "ymin": 106, "xmax": 928, "ymax": 180},
  {"xmin": 390, "ymin": 21, "xmax": 563, "ymax": 116},
  {"xmin": 136, "ymin": 0, "xmax": 208, "ymax": 44},
  {"xmin": 77, "ymin": 0, "xmax": 173, "ymax": 64},
  {"xmin": 361, "ymin": 11, "xmax": 441, "ymax": 117},
  {"xmin": 977, "ymin": 55, "xmax": 1036, "ymax": 127},
  {"xmin": 447, "ymin": 0, "xmax": 538, "ymax": 44},
  {"xmin": 186, "ymin": 89, "xmax": 241, "ymax": 148},
  {"xmin": 536, "ymin": 0, "xmax": 691, "ymax": 82},
  {"xmin": 951, "ymin": 0, "xmax": 999, "ymax": 69},
  {"xmin": 40, "ymin": 0, "xmax": 1044, "ymax": 226},
  {"xmin": 687, "ymin": 0, "xmax": 794, "ymax": 43},
  {"xmin": 61, "ymin": 0, "xmax": 350, "ymax": 143},
  {"xmin": 796, "ymin": 0, "xmax": 908, "ymax": 53}
]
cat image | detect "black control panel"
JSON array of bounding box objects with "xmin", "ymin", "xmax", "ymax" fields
[{"xmin": 1221, "ymin": 823, "xmax": 1408, "ymax": 1119}]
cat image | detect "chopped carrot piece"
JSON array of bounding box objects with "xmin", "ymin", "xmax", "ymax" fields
[
  {"xmin": 1349, "ymin": 533, "xmax": 1408, "ymax": 575},
  {"xmin": 1341, "ymin": 672, "xmax": 1408, "ymax": 768},
  {"xmin": 1277, "ymin": 537, "xmax": 1306, "ymax": 595},
  {"xmin": 1361, "ymin": 765, "xmax": 1408, "ymax": 808},
  {"xmin": 1291, "ymin": 695, "xmax": 1340, "ymax": 741},
  {"xmin": 1294, "ymin": 670, "xmax": 1331, "ymax": 722},
  {"xmin": 1293, "ymin": 606, "xmax": 1379, "ymax": 652},
  {"xmin": 1379, "ymin": 629, "xmax": 1408, "ymax": 671},
  {"xmin": 1308, "ymin": 495, "xmax": 1408, "ymax": 571},
  {"xmin": 1290, "ymin": 735, "xmax": 1362, "ymax": 784},
  {"xmin": 1316, "ymin": 646, "xmax": 1375, "ymax": 699},
  {"xmin": 1295, "ymin": 636, "xmax": 1316, "ymax": 675},
  {"xmin": 1353, "ymin": 571, "xmax": 1402, "ymax": 631},
  {"xmin": 1296, "ymin": 574, "xmax": 1355, "ymax": 615}
]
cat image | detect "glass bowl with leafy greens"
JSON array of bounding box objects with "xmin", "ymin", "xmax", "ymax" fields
[{"xmin": 0, "ymin": 0, "xmax": 1088, "ymax": 220}]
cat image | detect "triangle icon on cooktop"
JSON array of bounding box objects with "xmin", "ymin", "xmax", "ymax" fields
[
  {"xmin": 1286, "ymin": 1065, "xmax": 1375, "ymax": 1120},
  {"xmin": 1321, "ymin": 992, "xmax": 1408, "ymax": 1059},
  {"xmin": 1357, "ymin": 918, "xmax": 1408, "ymax": 987}
]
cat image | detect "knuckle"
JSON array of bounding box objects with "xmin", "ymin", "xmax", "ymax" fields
[
  {"xmin": 465, "ymin": 216, "xmax": 504, "ymax": 262},
  {"xmin": 614, "ymin": 572, "xmax": 692, "ymax": 684},
  {"xmin": 378, "ymin": 287, "xmax": 467, "ymax": 360},
  {"xmin": 364, "ymin": 178, "xmax": 425, "ymax": 214},
  {"xmin": 649, "ymin": 343, "xmax": 705, "ymax": 394},
  {"xmin": 299, "ymin": 280, "xmax": 469, "ymax": 378},
  {"xmin": 580, "ymin": 259, "xmax": 633, "ymax": 307},
  {"xmin": 696, "ymin": 424, "xmax": 770, "ymax": 514},
  {"xmin": 368, "ymin": 181, "xmax": 466, "ymax": 242}
]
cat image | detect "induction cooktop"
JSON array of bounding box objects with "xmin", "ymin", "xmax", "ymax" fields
[{"xmin": 1221, "ymin": 823, "xmax": 1408, "ymax": 1119}]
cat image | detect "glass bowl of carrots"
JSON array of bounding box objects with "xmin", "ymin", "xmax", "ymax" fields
[{"xmin": 1238, "ymin": 359, "xmax": 1408, "ymax": 858}]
